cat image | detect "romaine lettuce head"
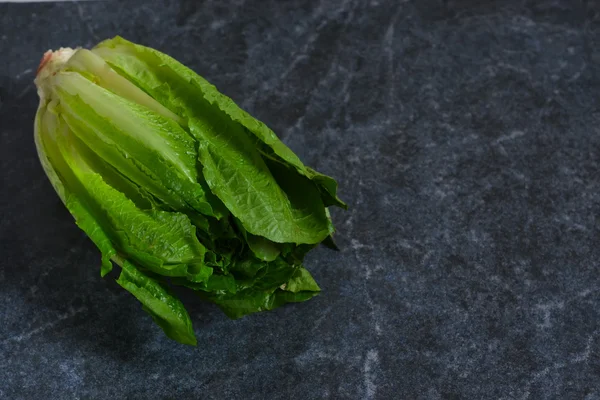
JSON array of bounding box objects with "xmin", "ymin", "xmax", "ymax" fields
[{"xmin": 33, "ymin": 37, "xmax": 345, "ymax": 345}]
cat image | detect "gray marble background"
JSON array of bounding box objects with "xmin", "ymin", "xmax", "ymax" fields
[{"xmin": 2, "ymin": 0, "xmax": 600, "ymax": 398}]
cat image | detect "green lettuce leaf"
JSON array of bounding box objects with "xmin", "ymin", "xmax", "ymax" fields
[
  {"xmin": 92, "ymin": 36, "xmax": 346, "ymax": 210},
  {"xmin": 92, "ymin": 39, "xmax": 332, "ymax": 244},
  {"xmin": 283, "ymin": 267, "xmax": 321, "ymax": 293},
  {"xmin": 208, "ymin": 263, "xmax": 320, "ymax": 319},
  {"xmin": 234, "ymin": 217, "xmax": 281, "ymax": 262},
  {"xmin": 116, "ymin": 257, "xmax": 197, "ymax": 346},
  {"xmin": 36, "ymin": 103, "xmax": 116, "ymax": 276},
  {"xmin": 37, "ymin": 108, "xmax": 198, "ymax": 345},
  {"xmin": 54, "ymin": 111, "xmax": 213, "ymax": 282},
  {"xmin": 191, "ymin": 112, "xmax": 330, "ymax": 244},
  {"xmin": 53, "ymin": 71, "xmax": 226, "ymax": 218}
]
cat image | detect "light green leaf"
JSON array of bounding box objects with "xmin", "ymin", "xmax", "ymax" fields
[
  {"xmin": 116, "ymin": 257, "xmax": 197, "ymax": 346},
  {"xmin": 208, "ymin": 283, "xmax": 319, "ymax": 319},
  {"xmin": 92, "ymin": 36, "xmax": 346, "ymax": 209},
  {"xmin": 53, "ymin": 71, "xmax": 225, "ymax": 218},
  {"xmin": 191, "ymin": 107, "xmax": 331, "ymax": 244},
  {"xmin": 231, "ymin": 217, "xmax": 280, "ymax": 261},
  {"xmin": 283, "ymin": 267, "xmax": 321, "ymax": 293},
  {"xmin": 207, "ymin": 258, "xmax": 319, "ymax": 318},
  {"xmin": 53, "ymin": 118, "xmax": 211, "ymax": 282},
  {"xmin": 36, "ymin": 104, "xmax": 115, "ymax": 276},
  {"xmin": 246, "ymin": 233, "xmax": 281, "ymax": 262}
]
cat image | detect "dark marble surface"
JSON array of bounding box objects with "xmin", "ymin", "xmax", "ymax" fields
[{"xmin": 2, "ymin": 0, "xmax": 600, "ymax": 398}]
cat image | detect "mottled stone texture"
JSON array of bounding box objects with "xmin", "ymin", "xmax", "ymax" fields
[{"xmin": 2, "ymin": 0, "xmax": 600, "ymax": 398}]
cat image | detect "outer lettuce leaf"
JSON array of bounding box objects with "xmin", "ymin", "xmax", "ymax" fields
[
  {"xmin": 36, "ymin": 104, "xmax": 116, "ymax": 276},
  {"xmin": 68, "ymin": 196, "xmax": 117, "ymax": 278},
  {"xmin": 190, "ymin": 111, "xmax": 330, "ymax": 244},
  {"xmin": 34, "ymin": 105, "xmax": 67, "ymax": 204},
  {"xmin": 284, "ymin": 267, "xmax": 321, "ymax": 293},
  {"xmin": 209, "ymin": 288, "xmax": 319, "ymax": 319},
  {"xmin": 208, "ymin": 262, "xmax": 320, "ymax": 319},
  {"xmin": 116, "ymin": 257, "xmax": 197, "ymax": 346},
  {"xmin": 233, "ymin": 217, "xmax": 281, "ymax": 262},
  {"xmin": 304, "ymin": 167, "xmax": 347, "ymax": 210},
  {"xmin": 67, "ymin": 139, "xmax": 157, "ymax": 211},
  {"xmin": 53, "ymin": 71, "xmax": 226, "ymax": 218},
  {"xmin": 249, "ymin": 138, "xmax": 347, "ymax": 209},
  {"xmin": 237, "ymin": 257, "xmax": 297, "ymax": 291},
  {"xmin": 37, "ymin": 107, "xmax": 199, "ymax": 344},
  {"xmin": 92, "ymin": 36, "xmax": 346, "ymax": 210},
  {"xmin": 92, "ymin": 41, "xmax": 331, "ymax": 244},
  {"xmin": 54, "ymin": 114, "xmax": 212, "ymax": 283},
  {"xmin": 172, "ymin": 273, "xmax": 238, "ymax": 295}
]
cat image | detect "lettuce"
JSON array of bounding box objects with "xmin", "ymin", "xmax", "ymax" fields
[{"xmin": 33, "ymin": 37, "xmax": 344, "ymax": 345}]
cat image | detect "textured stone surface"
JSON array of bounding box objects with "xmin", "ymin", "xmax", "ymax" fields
[{"xmin": 2, "ymin": 0, "xmax": 600, "ymax": 398}]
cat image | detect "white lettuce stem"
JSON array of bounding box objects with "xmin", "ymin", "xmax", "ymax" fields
[
  {"xmin": 34, "ymin": 47, "xmax": 186, "ymax": 127},
  {"xmin": 34, "ymin": 47, "xmax": 77, "ymax": 104},
  {"xmin": 68, "ymin": 49, "xmax": 186, "ymax": 126}
]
